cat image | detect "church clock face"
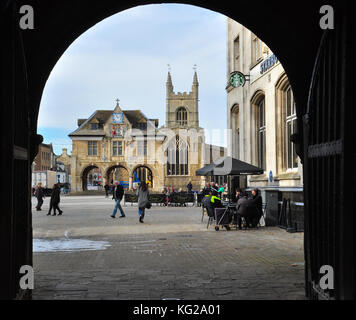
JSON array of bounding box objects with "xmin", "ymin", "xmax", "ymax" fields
[{"xmin": 112, "ymin": 113, "xmax": 124, "ymax": 124}]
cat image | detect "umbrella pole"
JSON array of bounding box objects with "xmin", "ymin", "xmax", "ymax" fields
[{"xmin": 228, "ymin": 175, "xmax": 231, "ymax": 203}]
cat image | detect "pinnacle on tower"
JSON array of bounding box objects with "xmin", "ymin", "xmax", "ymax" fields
[
  {"xmin": 166, "ymin": 69, "xmax": 173, "ymax": 94},
  {"xmin": 192, "ymin": 64, "xmax": 198, "ymax": 85},
  {"xmin": 167, "ymin": 71, "xmax": 173, "ymax": 85},
  {"xmin": 193, "ymin": 71, "xmax": 198, "ymax": 85}
]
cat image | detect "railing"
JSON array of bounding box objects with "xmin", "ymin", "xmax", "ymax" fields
[{"xmin": 123, "ymin": 192, "xmax": 197, "ymax": 207}]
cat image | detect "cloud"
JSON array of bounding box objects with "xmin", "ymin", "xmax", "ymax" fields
[{"xmin": 38, "ymin": 4, "xmax": 227, "ymax": 148}]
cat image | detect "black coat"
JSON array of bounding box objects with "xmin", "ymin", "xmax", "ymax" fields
[
  {"xmin": 50, "ymin": 187, "xmax": 60, "ymax": 205},
  {"xmin": 113, "ymin": 184, "xmax": 124, "ymax": 200},
  {"xmin": 35, "ymin": 187, "xmax": 44, "ymax": 199},
  {"xmin": 250, "ymin": 194, "xmax": 263, "ymax": 217},
  {"xmin": 236, "ymin": 196, "xmax": 249, "ymax": 216}
]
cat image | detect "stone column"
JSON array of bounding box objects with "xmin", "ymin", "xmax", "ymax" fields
[{"xmin": 129, "ymin": 176, "xmax": 133, "ymax": 190}]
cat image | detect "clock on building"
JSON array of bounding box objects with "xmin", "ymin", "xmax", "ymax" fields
[{"xmin": 112, "ymin": 112, "xmax": 124, "ymax": 124}]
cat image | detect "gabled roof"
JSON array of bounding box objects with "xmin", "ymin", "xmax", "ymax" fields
[
  {"xmin": 122, "ymin": 110, "xmax": 148, "ymax": 128},
  {"xmin": 69, "ymin": 109, "xmax": 151, "ymax": 137},
  {"xmin": 69, "ymin": 110, "xmax": 112, "ymax": 136}
]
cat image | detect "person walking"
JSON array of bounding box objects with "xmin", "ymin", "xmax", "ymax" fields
[
  {"xmin": 104, "ymin": 183, "xmax": 110, "ymax": 198},
  {"xmin": 187, "ymin": 181, "xmax": 193, "ymax": 193},
  {"xmin": 47, "ymin": 184, "xmax": 63, "ymax": 216},
  {"xmin": 136, "ymin": 181, "xmax": 149, "ymax": 223},
  {"xmin": 35, "ymin": 183, "xmax": 45, "ymax": 211},
  {"xmin": 110, "ymin": 181, "xmax": 125, "ymax": 218}
]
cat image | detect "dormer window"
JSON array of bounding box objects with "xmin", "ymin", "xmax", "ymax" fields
[
  {"xmin": 139, "ymin": 123, "xmax": 147, "ymax": 130},
  {"xmin": 90, "ymin": 123, "xmax": 99, "ymax": 130}
]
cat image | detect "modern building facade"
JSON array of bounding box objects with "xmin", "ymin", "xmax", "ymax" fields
[{"xmin": 226, "ymin": 18, "xmax": 303, "ymax": 194}]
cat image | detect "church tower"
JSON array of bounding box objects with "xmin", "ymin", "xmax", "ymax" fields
[{"xmin": 165, "ymin": 69, "xmax": 199, "ymax": 129}]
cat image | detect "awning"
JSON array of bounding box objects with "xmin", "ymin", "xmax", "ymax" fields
[{"xmin": 196, "ymin": 156, "xmax": 264, "ymax": 176}]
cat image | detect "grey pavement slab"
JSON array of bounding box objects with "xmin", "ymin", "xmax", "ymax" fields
[{"xmin": 31, "ymin": 195, "xmax": 305, "ymax": 300}]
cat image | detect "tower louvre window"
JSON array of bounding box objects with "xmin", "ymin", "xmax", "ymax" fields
[{"xmin": 176, "ymin": 107, "xmax": 187, "ymax": 126}]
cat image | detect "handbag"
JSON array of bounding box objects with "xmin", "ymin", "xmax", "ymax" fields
[{"xmin": 145, "ymin": 201, "xmax": 152, "ymax": 209}]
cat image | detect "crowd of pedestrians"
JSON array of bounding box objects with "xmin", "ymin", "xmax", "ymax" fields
[{"xmin": 34, "ymin": 179, "xmax": 263, "ymax": 229}]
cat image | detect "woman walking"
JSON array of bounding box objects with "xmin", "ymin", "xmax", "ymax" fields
[
  {"xmin": 47, "ymin": 184, "xmax": 63, "ymax": 216},
  {"xmin": 136, "ymin": 181, "xmax": 149, "ymax": 223}
]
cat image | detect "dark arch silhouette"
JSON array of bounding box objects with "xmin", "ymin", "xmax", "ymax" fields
[
  {"xmin": 1, "ymin": 0, "xmax": 354, "ymax": 301},
  {"xmin": 133, "ymin": 165, "xmax": 153, "ymax": 187},
  {"xmin": 81, "ymin": 165, "xmax": 101, "ymax": 191},
  {"xmin": 106, "ymin": 165, "xmax": 129, "ymax": 186}
]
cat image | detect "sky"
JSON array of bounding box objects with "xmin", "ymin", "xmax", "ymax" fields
[{"xmin": 38, "ymin": 4, "xmax": 228, "ymax": 155}]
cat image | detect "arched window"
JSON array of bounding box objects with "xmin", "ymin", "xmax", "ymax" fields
[
  {"xmin": 285, "ymin": 86, "xmax": 298, "ymax": 169},
  {"xmin": 167, "ymin": 135, "xmax": 188, "ymax": 176},
  {"xmin": 231, "ymin": 105, "xmax": 240, "ymax": 158},
  {"xmin": 275, "ymin": 73, "xmax": 299, "ymax": 173},
  {"xmin": 176, "ymin": 107, "xmax": 187, "ymax": 126},
  {"xmin": 257, "ymin": 98, "xmax": 266, "ymax": 170}
]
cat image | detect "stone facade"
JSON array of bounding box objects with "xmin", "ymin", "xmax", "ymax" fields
[
  {"xmin": 226, "ymin": 18, "xmax": 303, "ymax": 190},
  {"xmin": 61, "ymin": 71, "xmax": 223, "ymax": 192}
]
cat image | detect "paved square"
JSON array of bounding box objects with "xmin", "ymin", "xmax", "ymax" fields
[{"xmin": 32, "ymin": 195, "xmax": 305, "ymax": 300}]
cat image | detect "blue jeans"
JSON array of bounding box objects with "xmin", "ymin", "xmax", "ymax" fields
[
  {"xmin": 138, "ymin": 207, "xmax": 145, "ymax": 218},
  {"xmin": 112, "ymin": 199, "xmax": 125, "ymax": 217}
]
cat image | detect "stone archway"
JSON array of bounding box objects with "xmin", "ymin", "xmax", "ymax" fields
[
  {"xmin": 106, "ymin": 165, "xmax": 129, "ymax": 188},
  {"xmin": 132, "ymin": 165, "xmax": 153, "ymax": 188},
  {"xmin": 1, "ymin": 0, "xmax": 354, "ymax": 301},
  {"xmin": 81, "ymin": 165, "xmax": 102, "ymax": 191}
]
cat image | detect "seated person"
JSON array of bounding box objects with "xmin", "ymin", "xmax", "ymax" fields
[
  {"xmin": 236, "ymin": 190, "xmax": 249, "ymax": 229},
  {"xmin": 211, "ymin": 191, "xmax": 231, "ymax": 230},
  {"xmin": 211, "ymin": 193, "xmax": 224, "ymax": 209},
  {"xmin": 202, "ymin": 191, "xmax": 214, "ymax": 217}
]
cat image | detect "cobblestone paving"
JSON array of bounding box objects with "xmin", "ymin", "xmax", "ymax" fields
[{"xmin": 32, "ymin": 196, "xmax": 305, "ymax": 300}]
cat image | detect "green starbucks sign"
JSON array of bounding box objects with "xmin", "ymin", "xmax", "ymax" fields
[{"xmin": 230, "ymin": 71, "xmax": 246, "ymax": 87}]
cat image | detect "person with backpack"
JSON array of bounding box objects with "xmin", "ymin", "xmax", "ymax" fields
[{"xmin": 136, "ymin": 181, "xmax": 149, "ymax": 223}]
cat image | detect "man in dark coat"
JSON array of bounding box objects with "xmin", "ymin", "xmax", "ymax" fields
[
  {"xmin": 104, "ymin": 183, "xmax": 110, "ymax": 198},
  {"xmin": 249, "ymin": 188, "xmax": 263, "ymax": 227},
  {"xmin": 187, "ymin": 181, "xmax": 193, "ymax": 193},
  {"xmin": 201, "ymin": 182, "xmax": 210, "ymax": 196},
  {"xmin": 110, "ymin": 181, "xmax": 125, "ymax": 218},
  {"xmin": 47, "ymin": 184, "xmax": 63, "ymax": 216},
  {"xmin": 210, "ymin": 182, "xmax": 219, "ymax": 196},
  {"xmin": 35, "ymin": 183, "xmax": 45, "ymax": 211}
]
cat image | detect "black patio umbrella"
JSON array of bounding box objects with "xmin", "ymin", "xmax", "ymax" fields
[
  {"xmin": 196, "ymin": 156, "xmax": 264, "ymax": 202},
  {"xmin": 196, "ymin": 156, "xmax": 264, "ymax": 176}
]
